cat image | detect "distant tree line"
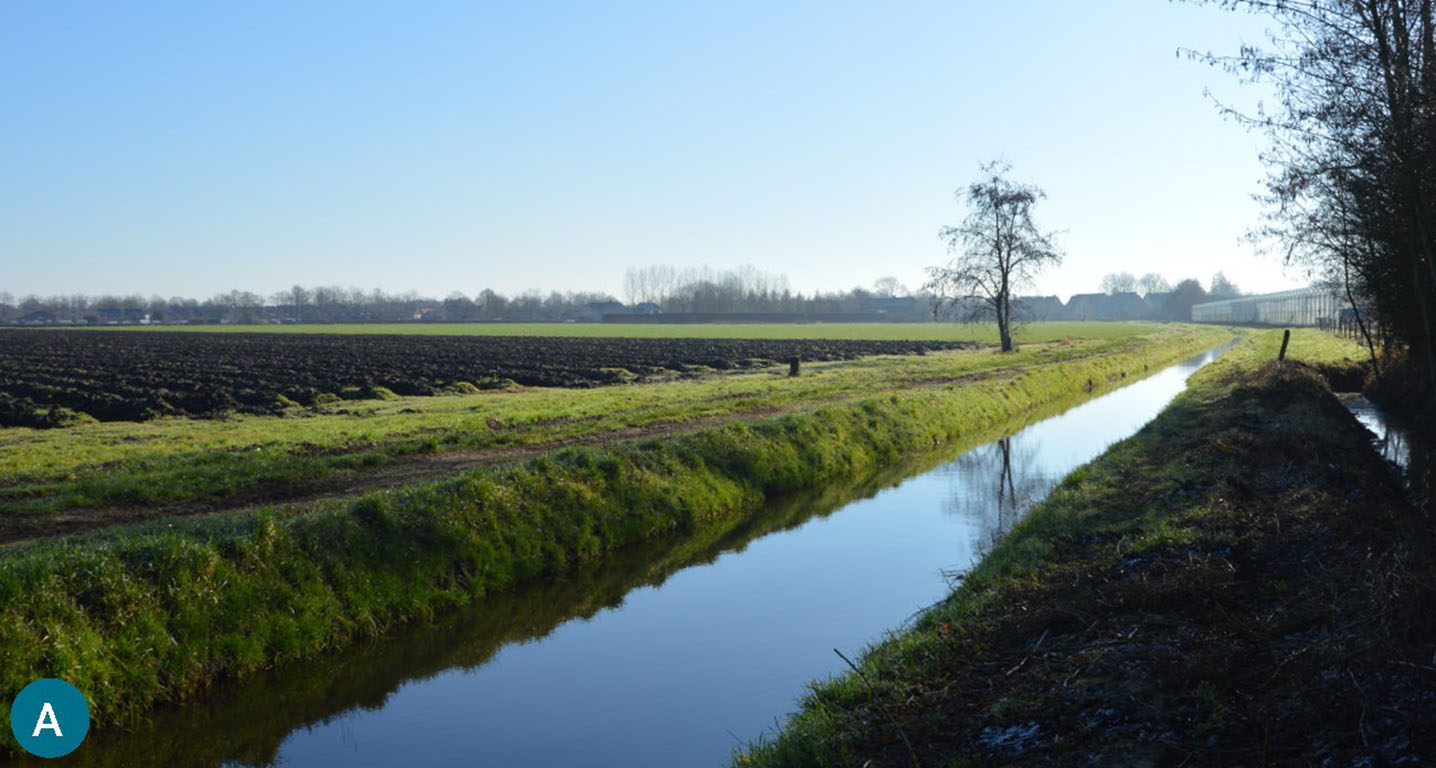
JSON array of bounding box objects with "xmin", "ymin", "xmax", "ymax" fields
[
  {"xmin": 0, "ymin": 287, "xmax": 625, "ymax": 325},
  {"xmin": 2, "ymin": 266, "xmax": 1256, "ymax": 327},
  {"xmin": 1085, "ymin": 269, "xmax": 1246, "ymax": 321},
  {"xmin": 1095, "ymin": 271, "xmax": 1240, "ymax": 300},
  {"xmin": 620, "ymin": 265, "xmax": 921, "ymax": 315},
  {"xmin": 1088, "ymin": 271, "xmax": 1243, "ymax": 321},
  {"xmin": 0, "ymin": 267, "xmax": 934, "ymax": 325}
]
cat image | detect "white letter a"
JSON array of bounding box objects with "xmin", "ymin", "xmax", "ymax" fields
[{"xmin": 32, "ymin": 701, "xmax": 62, "ymax": 738}]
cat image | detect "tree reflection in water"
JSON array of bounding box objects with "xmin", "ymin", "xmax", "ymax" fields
[{"xmin": 941, "ymin": 434, "xmax": 1056, "ymax": 554}]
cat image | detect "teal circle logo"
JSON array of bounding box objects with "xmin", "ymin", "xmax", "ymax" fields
[{"xmin": 10, "ymin": 679, "xmax": 89, "ymax": 758}]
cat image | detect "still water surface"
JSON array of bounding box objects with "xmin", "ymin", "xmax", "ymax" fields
[
  {"xmin": 62, "ymin": 342, "xmax": 1238, "ymax": 768},
  {"xmin": 1343, "ymin": 394, "xmax": 1433, "ymax": 510}
]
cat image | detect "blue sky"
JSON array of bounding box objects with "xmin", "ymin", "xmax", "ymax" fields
[{"xmin": 0, "ymin": 1, "xmax": 1300, "ymax": 301}]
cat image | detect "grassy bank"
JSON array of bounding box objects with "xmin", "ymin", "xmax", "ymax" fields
[
  {"xmin": 0, "ymin": 327, "xmax": 1229, "ymax": 748},
  {"xmin": 0, "ymin": 325, "xmax": 1218, "ymax": 540},
  {"xmin": 735, "ymin": 329, "xmax": 1436, "ymax": 766}
]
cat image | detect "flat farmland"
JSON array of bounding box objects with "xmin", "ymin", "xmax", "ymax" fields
[
  {"xmin": 0, "ymin": 329, "xmax": 971, "ymax": 427},
  {"xmin": 0, "ymin": 324, "xmax": 1232, "ymax": 541}
]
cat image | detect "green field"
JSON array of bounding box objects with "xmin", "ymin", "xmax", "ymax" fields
[{"xmin": 62, "ymin": 320, "xmax": 1157, "ymax": 342}]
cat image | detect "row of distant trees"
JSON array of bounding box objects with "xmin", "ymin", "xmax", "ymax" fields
[
  {"xmin": 1094, "ymin": 271, "xmax": 1240, "ymax": 300},
  {"xmin": 1093, "ymin": 271, "xmax": 1244, "ymax": 323},
  {"xmin": 622, "ymin": 265, "xmax": 789, "ymax": 309},
  {"xmin": 620, "ymin": 265, "xmax": 916, "ymax": 314},
  {"xmin": 0, "ymin": 269, "xmax": 930, "ymax": 325},
  {"xmin": 0, "ymin": 288, "xmax": 623, "ymax": 325},
  {"xmin": 3, "ymin": 267, "xmax": 1254, "ymax": 326}
]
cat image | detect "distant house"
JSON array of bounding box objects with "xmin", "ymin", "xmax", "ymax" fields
[
  {"xmin": 1142, "ymin": 291, "xmax": 1171, "ymax": 321},
  {"xmin": 262, "ymin": 305, "xmax": 299, "ymax": 324},
  {"xmin": 563, "ymin": 300, "xmax": 628, "ymax": 323},
  {"xmin": 933, "ymin": 296, "xmax": 990, "ymax": 322},
  {"xmin": 412, "ymin": 307, "xmax": 437, "ymax": 321},
  {"xmin": 166, "ymin": 304, "xmax": 204, "ymax": 324},
  {"xmin": 1012, "ymin": 295, "xmax": 1064, "ymax": 322},
  {"xmin": 1061, "ymin": 293, "xmax": 1101, "ymax": 321},
  {"xmin": 1113, "ymin": 292, "xmax": 1149, "ymax": 320},
  {"xmin": 632, "ymin": 302, "xmax": 662, "ymax": 315},
  {"xmin": 14, "ymin": 310, "xmax": 56, "ymax": 326},
  {"xmin": 1063, "ymin": 292, "xmax": 1147, "ymax": 321},
  {"xmin": 588, "ymin": 300, "xmax": 627, "ymax": 316}
]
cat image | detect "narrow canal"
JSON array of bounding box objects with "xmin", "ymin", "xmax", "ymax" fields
[
  {"xmin": 1342, "ymin": 394, "xmax": 1433, "ymax": 510},
  {"xmin": 57, "ymin": 341, "xmax": 1238, "ymax": 768}
]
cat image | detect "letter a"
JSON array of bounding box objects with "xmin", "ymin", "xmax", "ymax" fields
[{"xmin": 32, "ymin": 701, "xmax": 62, "ymax": 738}]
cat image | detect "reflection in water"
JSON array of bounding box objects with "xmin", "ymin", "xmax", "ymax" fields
[
  {"xmin": 1343, "ymin": 395, "xmax": 1433, "ymax": 512},
  {"xmin": 943, "ymin": 436, "xmax": 1053, "ymax": 549},
  {"xmin": 12, "ymin": 340, "xmax": 1237, "ymax": 768}
]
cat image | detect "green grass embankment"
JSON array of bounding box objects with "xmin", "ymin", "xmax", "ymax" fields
[
  {"xmin": 735, "ymin": 329, "xmax": 1435, "ymax": 766},
  {"xmin": 0, "ymin": 326, "xmax": 1228, "ymax": 748}
]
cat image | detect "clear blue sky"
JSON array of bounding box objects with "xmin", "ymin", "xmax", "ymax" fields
[{"xmin": 0, "ymin": 1, "xmax": 1300, "ymax": 302}]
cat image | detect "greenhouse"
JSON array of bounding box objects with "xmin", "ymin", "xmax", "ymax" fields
[{"xmin": 1191, "ymin": 287, "xmax": 1345, "ymax": 326}]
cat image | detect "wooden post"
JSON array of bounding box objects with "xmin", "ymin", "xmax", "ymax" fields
[
  {"xmin": 1278, "ymin": 329, "xmax": 1291, "ymax": 361},
  {"xmin": 789, "ymin": 356, "xmax": 801, "ymax": 377}
]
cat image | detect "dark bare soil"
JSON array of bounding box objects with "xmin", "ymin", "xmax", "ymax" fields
[{"xmin": 0, "ymin": 330, "xmax": 971, "ymax": 427}]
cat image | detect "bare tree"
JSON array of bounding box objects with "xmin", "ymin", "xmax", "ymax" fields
[
  {"xmin": 623, "ymin": 265, "xmax": 684, "ymax": 306},
  {"xmin": 872, "ymin": 276, "xmax": 907, "ymax": 297},
  {"xmin": 289, "ymin": 285, "xmax": 311, "ymax": 322},
  {"xmin": 925, "ymin": 161, "xmax": 1063, "ymax": 352},
  {"xmin": 1099, "ymin": 272, "xmax": 1138, "ymax": 294},
  {"xmin": 622, "ymin": 266, "xmax": 649, "ymax": 305},
  {"xmin": 1137, "ymin": 273, "xmax": 1171, "ymax": 296}
]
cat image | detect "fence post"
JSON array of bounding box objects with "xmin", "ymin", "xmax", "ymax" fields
[
  {"xmin": 789, "ymin": 356, "xmax": 801, "ymax": 377},
  {"xmin": 1278, "ymin": 329, "xmax": 1291, "ymax": 361}
]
